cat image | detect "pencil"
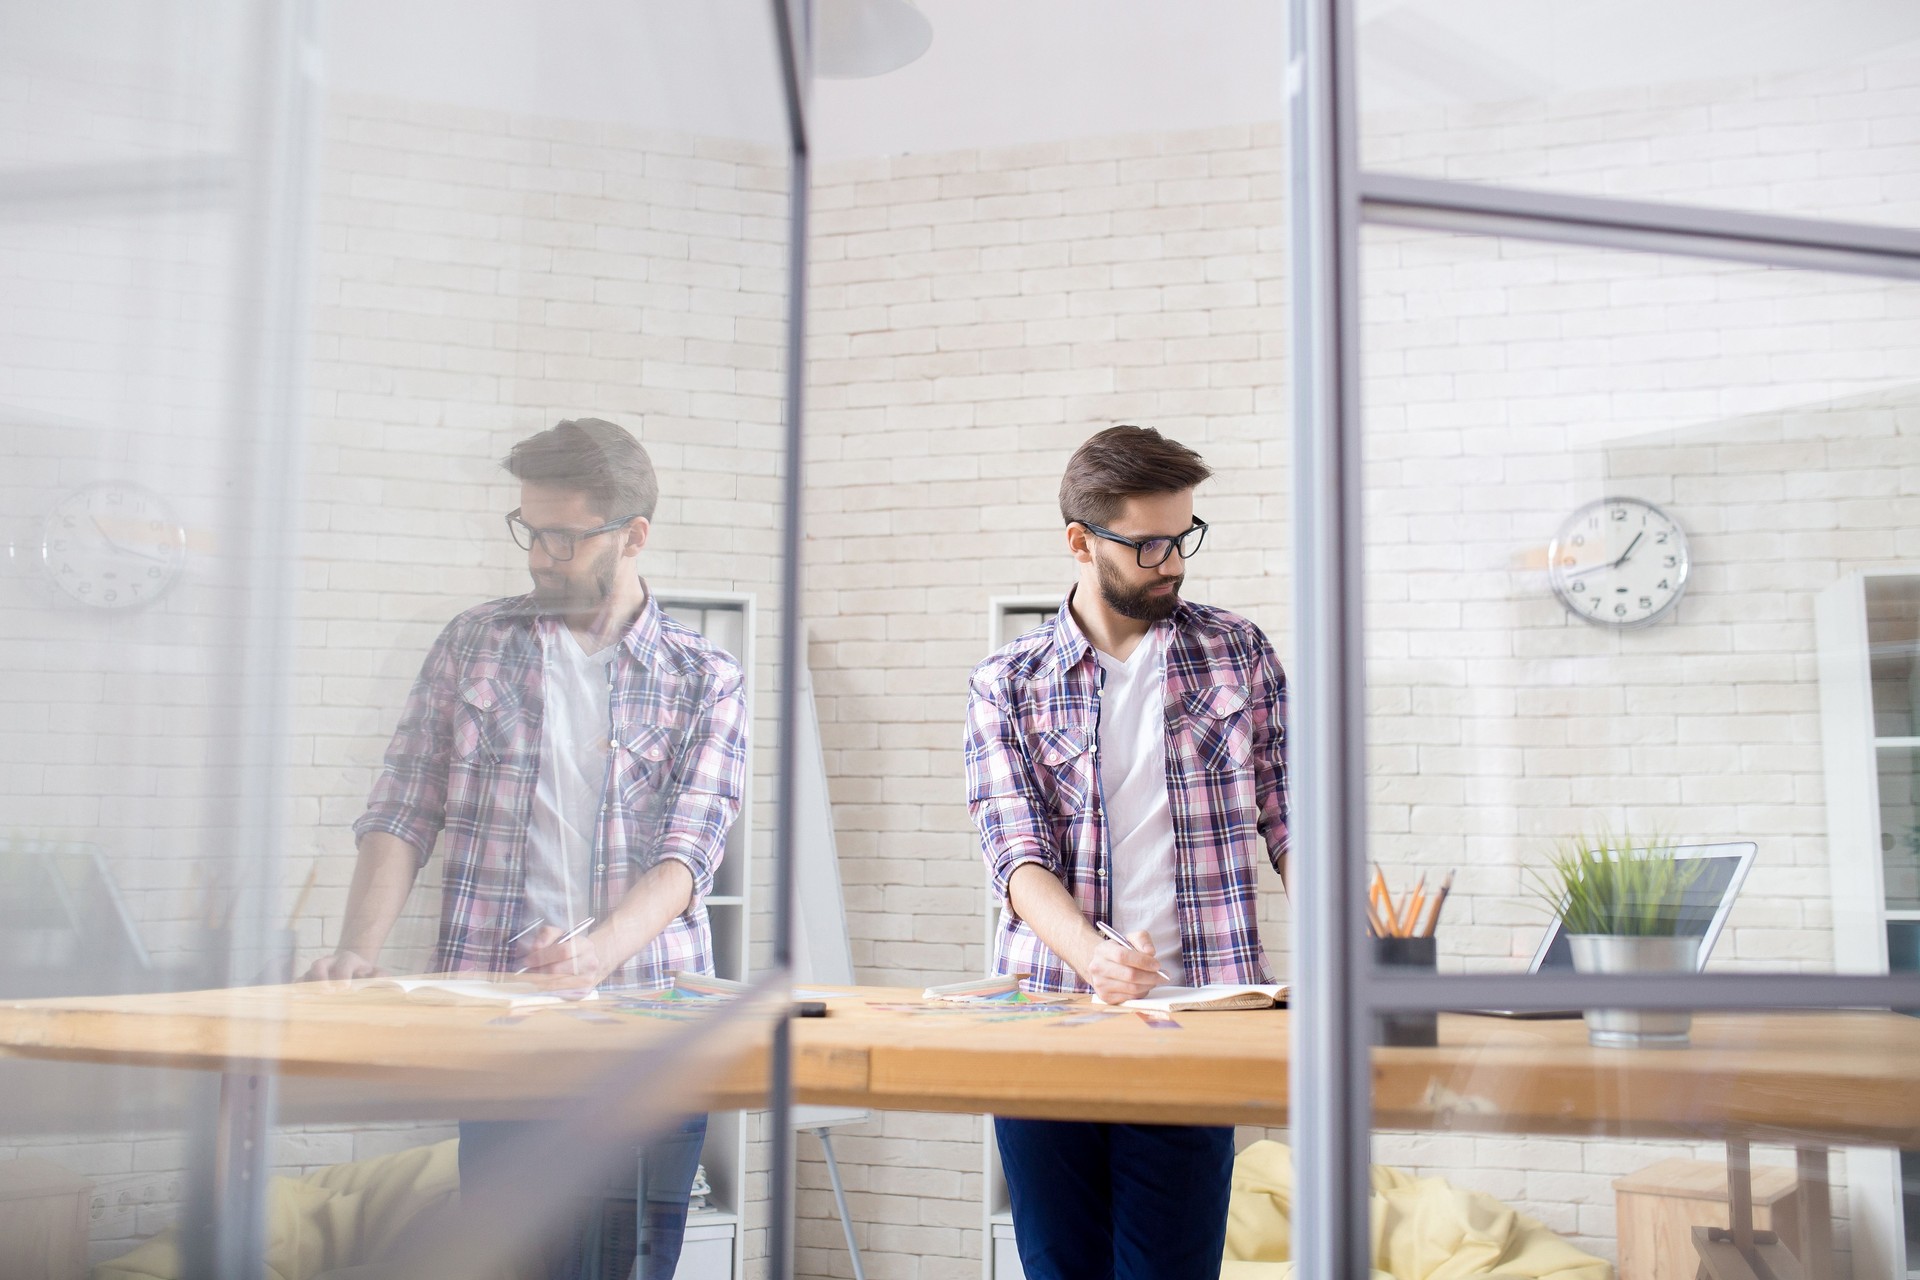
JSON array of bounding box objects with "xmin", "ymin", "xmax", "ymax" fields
[
  {"xmin": 1398, "ymin": 874, "xmax": 1426, "ymax": 938},
  {"xmin": 1420, "ymin": 871, "xmax": 1455, "ymax": 938}
]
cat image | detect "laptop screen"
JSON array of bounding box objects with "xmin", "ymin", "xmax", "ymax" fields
[{"xmin": 1535, "ymin": 848, "xmax": 1751, "ymax": 973}]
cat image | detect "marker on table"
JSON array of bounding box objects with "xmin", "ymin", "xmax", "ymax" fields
[
  {"xmin": 514, "ymin": 917, "xmax": 594, "ymax": 974},
  {"xmin": 1094, "ymin": 920, "xmax": 1172, "ymax": 982}
]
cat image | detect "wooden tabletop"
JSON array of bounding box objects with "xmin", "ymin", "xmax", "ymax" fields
[{"xmin": 1, "ymin": 983, "xmax": 1915, "ymax": 1145}]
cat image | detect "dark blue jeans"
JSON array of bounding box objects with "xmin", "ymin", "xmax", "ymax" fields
[
  {"xmin": 995, "ymin": 1117, "xmax": 1235, "ymax": 1280},
  {"xmin": 458, "ymin": 1113, "xmax": 707, "ymax": 1280}
]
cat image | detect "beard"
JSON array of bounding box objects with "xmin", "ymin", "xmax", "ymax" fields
[
  {"xmin": 530, "ymin": 541, "xmax": 620, "ymax": 615},
  {"xmin": 1096, "ymin": 553, "xmax": 1183, "ymax": 622}
]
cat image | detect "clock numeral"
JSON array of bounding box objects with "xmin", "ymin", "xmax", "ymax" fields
[
  {"xmin": 1658, "ymin": 580, "xmax": 1669, "ymax": 590},
  {"xmin": 1639, "ymin": 597, "xmax": 1652, "ymax": 609},
  {"xmin": 1663, "ymin": 556, "xmax": 1678, "ymax": 567},
  {"xmin": 148, "ymin": 567, "xmax": 161, "ymax": 579},
  {"xmin": 1572, "ymin": 581, "xmax": 1586, "ymax": 593},
  {"xmin": 1655, "ymin": 533, "xmax": 1668, "ymax": 543},
  {"xmin": 1615, "ymin": 604, "xmax": 1628, "ymax": 617},
  {"xmin": 1610, "ymin": 508, "xmax": 1627, "ymax": 521},
  {"xmin": 103, "ymin": 590, "xmax": 117, "ymax": 603},
  {"xmin": 1571, "ymin": 534, "xmax": 1586, "ymax": 547}
]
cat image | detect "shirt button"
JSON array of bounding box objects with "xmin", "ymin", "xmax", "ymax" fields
[
  {"xmin": 609, "ymin": 739, "xmax": 620, "ymax": 750},
  {"xmin": 1097, "ymin": 867, "xmax": 1107, "ymax": 877},
  {"xmin": 596, "ymin": 863, "xmax": 606, "ymax": 873}
]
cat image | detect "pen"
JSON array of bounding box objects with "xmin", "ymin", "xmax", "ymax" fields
[
  {"xmin": 504, "ymin": 916, "xmax": 547, "ymax": 948},
  {"xmin": 513, "ymin": 917, "xmax": 594, "ymax": 974},
  {"xmin": 1094, "ymin": 920, "xmax": 1172, "ymax": 982}
]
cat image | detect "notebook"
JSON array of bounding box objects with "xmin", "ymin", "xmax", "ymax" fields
[
  {"xmin": 922, "ymin": 975, "xmax": 1074, "ymax": 1004},
  {"xmin": 368, "ymin": 977, "xmax": 598, "ymax": 1009},
  {"xmin": 1098, "ymin": 983, "xmax": 1288, "ymax": 1013},
  {"xmin": 1473, "ymin": 840, "xmax": 1756, "ymax": 1019}
]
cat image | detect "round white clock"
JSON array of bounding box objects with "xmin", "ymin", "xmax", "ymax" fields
[
  {"xmin": 39, "ymin": 482, "xmax": 188, "ymax": 609},
  {"xmin": 1548, "ymin": 496, "xmax": 1689, "ymax": 628}
]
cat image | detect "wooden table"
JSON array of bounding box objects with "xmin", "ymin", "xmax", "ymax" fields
[{"xmin": 3, "ymin": 983, "xmax": 1913, "ymax": 1279}]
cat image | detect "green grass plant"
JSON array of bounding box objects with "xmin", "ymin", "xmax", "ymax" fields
[{"xmin": 1529, "ymin": 829, "xmax": 1706, "ymax": 937}]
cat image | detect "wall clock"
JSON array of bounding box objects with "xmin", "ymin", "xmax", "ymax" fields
[
  {"xmin": 39, "ymin": 482, "xmax": 189, "ymax": 609},
  {"xmin": 1547, "ymin": 496, "xmax": 1689, "ymax": 628}
]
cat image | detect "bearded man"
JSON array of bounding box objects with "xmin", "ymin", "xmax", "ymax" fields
[
  {"xmin": 307, "ymin": 417, "xmax": 745, "ymax": 1280},
  {"xmin": 963, "ymin": 424, "xmax": 1291, "ymax": 1280}
]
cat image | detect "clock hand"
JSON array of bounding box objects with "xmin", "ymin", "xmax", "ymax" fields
[
  {"xmin": 1609, "ymin": 531, "xmax": 1644, "ymax": 569},
  {"xmin": 91, "ymin": 515, "xmax": 171, "ymax": 563}
]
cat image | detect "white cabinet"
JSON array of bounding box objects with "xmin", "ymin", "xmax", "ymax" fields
[{"xmin": 1816, "ymin": 570, "xmax": 1920, "ymax": 1279}]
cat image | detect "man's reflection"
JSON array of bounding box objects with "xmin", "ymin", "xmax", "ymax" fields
[{"xmin": 306, "ymin": 417, "xmax": 749, "ymax": 1279}]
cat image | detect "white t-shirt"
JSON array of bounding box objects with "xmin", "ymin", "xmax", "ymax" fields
[
  {"xmin": 1095, "ymin": 625, "xmax": 1184, "ymax": 984},
  {"xmin": 523, "ymin": 625, "xmax": 618, "ymax": 929}
]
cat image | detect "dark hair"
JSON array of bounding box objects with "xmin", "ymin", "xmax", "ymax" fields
[
  {"xmin": 503, "ymin": 417, "xmax": 658, "ymax": 520},
  {"xmin": 1058, "ymin": 425, "xmax": 1212, "ymax": 526}
]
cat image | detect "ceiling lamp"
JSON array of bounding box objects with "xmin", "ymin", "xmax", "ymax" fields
[{"xmin": 813, "ymin": 0, "xmax": 933, "ymax": 79}]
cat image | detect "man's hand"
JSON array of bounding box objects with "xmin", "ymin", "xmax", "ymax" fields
[
  {"xmin": 302, "ymin": 950, "xmax": 382, "ymax": 982},
  {"xmin": 518, "ymin": 925, "xmax": 607, "ymax": 986},
  {"xmin": 1085, "ymin": 929, "xmax": 1163, "ymax": 1005}
]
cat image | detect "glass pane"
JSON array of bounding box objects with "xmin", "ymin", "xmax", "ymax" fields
[
  {"xmin": 1304, "ymin": 1011, "xmax": 1920, "ymax": 1280},
  {"xmin": 0, "ymin": 0, "xmax": 793, "ymax": 1273},
  {"xmin": 1359, "ymin": 225, "xmax": 1920, "ymax": 989},
  {"xmin": 1357, "ymin": 0, "xmax": 1920, "ymax": 230},
  {"xmin": 0, "ymin": 0, "xmax": 251, "ymax": 173}
]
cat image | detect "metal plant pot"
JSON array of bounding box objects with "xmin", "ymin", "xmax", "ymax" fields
[{"xmin": 1567, "ymin": 934, "xmax": 1700, "ymax": 1049}]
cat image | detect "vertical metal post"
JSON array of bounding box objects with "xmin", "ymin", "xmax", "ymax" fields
[
  {"xmin": 1286, "ymin": 0, "xmax": 1373, "ymax": 1276},
  {"xmin": 768, "ymin": 3, "xmax": 811, "ymax": 1279},
  {"xmin": 181, "ymin": 0, "xmax": 317, "ymax": 1275}
]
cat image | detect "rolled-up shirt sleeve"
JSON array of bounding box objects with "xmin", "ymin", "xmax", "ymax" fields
[
  {"xmin": 650, "ymin": 665, "xmax": 748, "ymax": 901},
  {"xmin": 965, "ymin": 669, "xmax": 1060, "ymax": 906},
  {"xmin": 352, "ymin": 625, "xmax": 456, "ymax": 866}
]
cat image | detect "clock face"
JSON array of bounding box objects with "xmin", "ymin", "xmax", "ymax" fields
[
  {"xmin": 1548, "ymin": 497, "xmax": 1689, "ymax": 628},
  {"xmin": 39, "ymin": 482, "xmax": 188, "ymax": 609}
]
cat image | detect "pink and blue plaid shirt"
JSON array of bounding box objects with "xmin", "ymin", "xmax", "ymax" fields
[
  {"xmin": 355, "ymin": 591, "xmax": 747, "ymax": 990},
  {"xmin": 965, "ymin": 592, "xmax": 1289, "ymax": 994}
]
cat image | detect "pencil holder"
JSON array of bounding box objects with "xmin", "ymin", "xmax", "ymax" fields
[{"xmin": 1372, "ymin": 934, "xmax": 1438, "ymax": 1048}]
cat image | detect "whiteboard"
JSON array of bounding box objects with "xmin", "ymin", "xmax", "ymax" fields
[{"xmin": 790, "ymin": 660, "xmax": 867, "ymax": 1132}]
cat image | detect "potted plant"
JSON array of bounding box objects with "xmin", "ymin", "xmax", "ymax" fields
[{"xmin": 1530, "ymin": 831, "xmax": 1706, "ymax": 1049}]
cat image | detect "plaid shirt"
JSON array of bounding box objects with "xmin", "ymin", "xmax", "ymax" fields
[
  {"xmin": 965, "ymin": 592, "xmax": 1289, "ymax": 993},
  {"xmin": 354, "ymin": 591, "xmax": 747, "ymax": 990}
]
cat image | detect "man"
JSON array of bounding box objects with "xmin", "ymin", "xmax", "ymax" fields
[
  {"xmin": 964, "ymin": 425, "xmax": 1289, "ymax": 1280},
  {"xmin": 306, "ymin": 417, "xmax": 747, "ymax": 1280}
]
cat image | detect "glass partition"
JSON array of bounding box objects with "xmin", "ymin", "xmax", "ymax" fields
[
  {"xmin": 1357, "ymin": 0, "xmax": 1920, "ymax": 231},
  {"xmin": 0, "ymin": 2, "xmax": 799, "ymax": 1276}
]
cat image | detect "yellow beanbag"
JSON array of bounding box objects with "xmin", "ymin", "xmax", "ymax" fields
[{"xmin": 1224, "ymin": 1140, "xmax": 1613, "ymax": 1280}]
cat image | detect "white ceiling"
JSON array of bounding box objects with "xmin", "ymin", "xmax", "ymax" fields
[{"xmin": 112, "ymin": 0, "xmax": 1920, "ymax": 160}]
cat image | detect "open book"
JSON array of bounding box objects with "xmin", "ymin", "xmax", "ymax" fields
[
  {"xmin": 1097, "ymin": 983, "xmax": 1288, "ymax": 1013},
  {"xmin": 367, "ymin": 977, "xmax": 598, "ymax": 1009}
]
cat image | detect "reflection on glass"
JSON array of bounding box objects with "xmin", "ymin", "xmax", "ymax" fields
[{"xmin": 0, "ymin": 0, "xmax": 794, "ymax": 1274}]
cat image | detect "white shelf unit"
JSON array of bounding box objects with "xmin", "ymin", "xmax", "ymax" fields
[
  {"xmin": 978, "ymin": 597, "xmax": 1060, "ymax": 1280},
  {"xmin": 1816, "ymin": 569, "xmax": 1920, "ymax": 1280},
  {"xmin": 653, "ymin": 589, "xmax": 755, "ymax": 1280}
]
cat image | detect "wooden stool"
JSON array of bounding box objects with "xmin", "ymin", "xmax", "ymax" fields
[{"xmin": 1614, "ymin": 1157, "xmax": 1801, "ymax": 1280}]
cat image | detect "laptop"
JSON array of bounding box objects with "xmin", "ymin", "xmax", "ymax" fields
[{"xmin": 1473, "ymin": 840, "xmax": 1757, "ymax": 1019}]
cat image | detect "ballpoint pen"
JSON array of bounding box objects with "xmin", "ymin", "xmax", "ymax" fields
[
  {"xmin": 1094, "ymin": 920, "xmax": 1172, "ymax": 982},
  {"xmin": 513, "ymin": 916, "xmax": 595, "ymax": 974}
]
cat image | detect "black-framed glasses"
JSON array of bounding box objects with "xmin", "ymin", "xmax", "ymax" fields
[
  {"xmin": 1075, "ymin": 516, "xmax": 1208, "ymax": 568},
  {"xmin": 505, "ymin": 509, "xmax": 639, "ymax": 561}
]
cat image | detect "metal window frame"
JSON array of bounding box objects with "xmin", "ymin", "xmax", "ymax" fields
[{"xmin": 1287, "ymin": 3, "xmax": 1920, "ymax": 1275}]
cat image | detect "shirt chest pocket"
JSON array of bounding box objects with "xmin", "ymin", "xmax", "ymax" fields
[
  {"xmin": 1029, "ymin": 725, "xmax": 1095, "ymax": 816},
  {"xmin": 1178, "ymin": 684, "xmax": 1253, "ymax": 772},
  {"xmin": 614, "ymin": 720, "xmax": 678, "ymax": 811},
  {"xmin": 453, "ymin": 677, "xmax": 537, "ymax": 764}
]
